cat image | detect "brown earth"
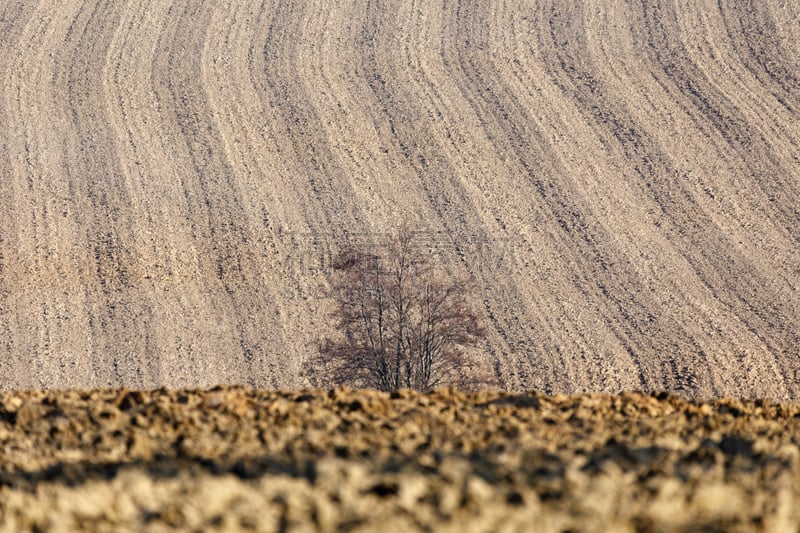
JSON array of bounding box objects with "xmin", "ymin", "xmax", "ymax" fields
[
  {"xmin": 0, "ymin": 1, "xmax": 799, "ymax": 397},
  {"xmin": 1, "ymin": 387, "xmax": 800, "ymax": 531}
]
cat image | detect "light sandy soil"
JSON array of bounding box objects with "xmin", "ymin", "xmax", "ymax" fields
[
  {"xmin": 0, "ymin": 1, "xmax": 799, "ymax": 397},
  {"xmin": 1, "ymin": 387, "xmax": 800, "ymax": 531}
]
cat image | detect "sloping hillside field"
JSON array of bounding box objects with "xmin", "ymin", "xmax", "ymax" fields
[
  {"xmin": 1, "ymin": 388, "xmax": 800, "ymax": 531},
  {"xmin": 0, "ymin": 0, "xmax": 799, "ymax": 395}
]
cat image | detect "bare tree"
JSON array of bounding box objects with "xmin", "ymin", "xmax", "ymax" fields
[{"xmin": 310, "ymin": 227, "xmax": 486, "ymax": 392}]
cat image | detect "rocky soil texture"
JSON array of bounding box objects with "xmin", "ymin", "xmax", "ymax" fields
[{"xmin": 1, "ymin": 387, "xmax": 800, "ymax": 531}]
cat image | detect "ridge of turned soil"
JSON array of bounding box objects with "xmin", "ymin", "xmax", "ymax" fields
[
  {"xmin": 1, "ymin": 1, "xmax": 799, "ymax": 397},
  {"xmin": 1, "ymin": 387, "xmax": 800, "ymax": 531}
]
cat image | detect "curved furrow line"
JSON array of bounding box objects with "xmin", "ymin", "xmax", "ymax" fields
[
  {"xmin": 258, "ymin": 0, "xmax": 383, "ymax": 384},
  {"xmin": 432, "ymin": 0, "xmax": 540, "ymax": 390},
  {"xmin": 0, "ymin": 2, "xmax": 40, "ymax": 389},
  {"xmin": 400, "ymin": 0, "xmax": 534, "ymax": 388},
  {"xmin": 0, "ymin": 5, "xmax": 50, "ymax": 388},
  {"xmin": 290, "ymin": 0, "xmax": 408, "ymax": 233},
  {"xmin": 199, "ymin": 2, "xmax": 280, "ymax": 387},
  {"xmin": 480, "ymin": 6, "xmax": 619, "ymax": 390},
  {"xmin": 100, "ymin": 0, "xmax": 171, "ymax": 388},
  {"xmin": 436, "ymin": 0, "xmax": 561, "ymax": 391},
  {"xmin": 530, "ymin": 0, "xmax": 676, "ymax": 394},
  {"xmin": 0, "ymin": 3, "xmax": 35, "ymax": 54},
  {"xmin": 267, "ymin": 0, "xmax": 507, "ymax": 387},
  {"xmin": 579, "ymin": 0, "xmax": 784, "ymax": 396},
  {"xmin": 634, "ymin": 1, "xmax": 797, "ymax": 396},
  {"xmin": 483, "ymin": 0, "xmax": 649, "ymax": 393},
  {"xmin": 714, "ymin": 1, "xmax": 800, "ymax": 253},
  {"xmin": 2, "ymin": 2, "xmax": 116, "ymax": 389},
  {"xmin": 613, "ymin": 1, "xmax": 797, "ymax": 286},
  {"xmin": 306, "ymin": 0, "xmax": 401, "ymax": 227},
  {"xmin": 293, "ymin": 0, "xmax": 466, "ymax": 379},
  {"xmin": 718, "ymin": 3, "xmax": 800, "ymax": 145},
  {"xmin": 670, "ymin": 2, "xmax": 800, "ymax": 392},
  {"xmin": 224, "ymin": 0, "xmax": 365, "ymax": 386},
  {"xmin": 644, "ymin": 2, "xmax": 793, "ymax": 397},
  {"xmin": 647, "ymin": 1, "xmax": 796, "ymax": 397},
  {"xmin": 199, "ymin": 1, "xmax": 304, "ymax": 387},
  {"xmin": 256, "ymin": 0, "xmax": 356, "ymax": 233},
  {"xmin": 60, "ymin": 1, "xmax": 151, "ymax": 388},
  {"xmin": 102, "ymin": 0, "xmax": 233, "ymax": 388},
  {"xmin": 357, "ymin": 0, "xmax": 472, "ymax": 232},
  {"xmin": 255, "ymin": 0, "xmax": 500, "ymax": 384},
  {"xmin": 492, "ymin": 0, "xmax": 658, "ymax": 394},
  {"xmin": 399, "ymin": 3, "xmax": 521, "ymax": 231},
  {"xmin": 644, "ymin": 2, "xmax": 799, "ymax": 246},
  {"xmin": 147, "ymin": 2, "xmax": 283, "ymax": 387},
  {"xmin": 314, "ymin": 0, "xmax": 516, "ymax": 383},
  {"xmin": 251, "ymin": 0, "xmax": 387, "ymax": 385},
  {"xmin": 376, "ymin": 0, "xmax": 536, "ymax": 388},
  {"xmin": 445, "ymin": 0, "xmax": 650, "ymax": 392},
  {"xmin": 606, "ymin": 3, "xmax": 799, "ymax": 396},
  {"xmin": 721, "ymin": 0, "xmax": 800, "ymax": 113},
  {"xmin": 677, "ymin": 4, "xmax": 800, "ymax": 247},
  {"xmin": 535, "ymin": 0, "xmax": 794, "ymax": 398}
]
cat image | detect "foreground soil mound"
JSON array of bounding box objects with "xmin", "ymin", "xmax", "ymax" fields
[{"xmin": 1, "ymin": 387, "xmax": 800, "ymax": 531}]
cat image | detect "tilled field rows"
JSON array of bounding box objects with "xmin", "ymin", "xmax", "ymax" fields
[{"xmin": 0, "ymin": 1, "xmax": 798, "ymax": 396}]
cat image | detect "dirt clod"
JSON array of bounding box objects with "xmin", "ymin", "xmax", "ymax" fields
[{"xmin": 0, "ymin": 388, "xmax": 799, "ymax": 531}]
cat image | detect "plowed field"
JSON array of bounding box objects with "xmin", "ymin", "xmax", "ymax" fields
[{"xmin": 0, "ymin": 1, "xmax": 799, "ymax": 396}]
